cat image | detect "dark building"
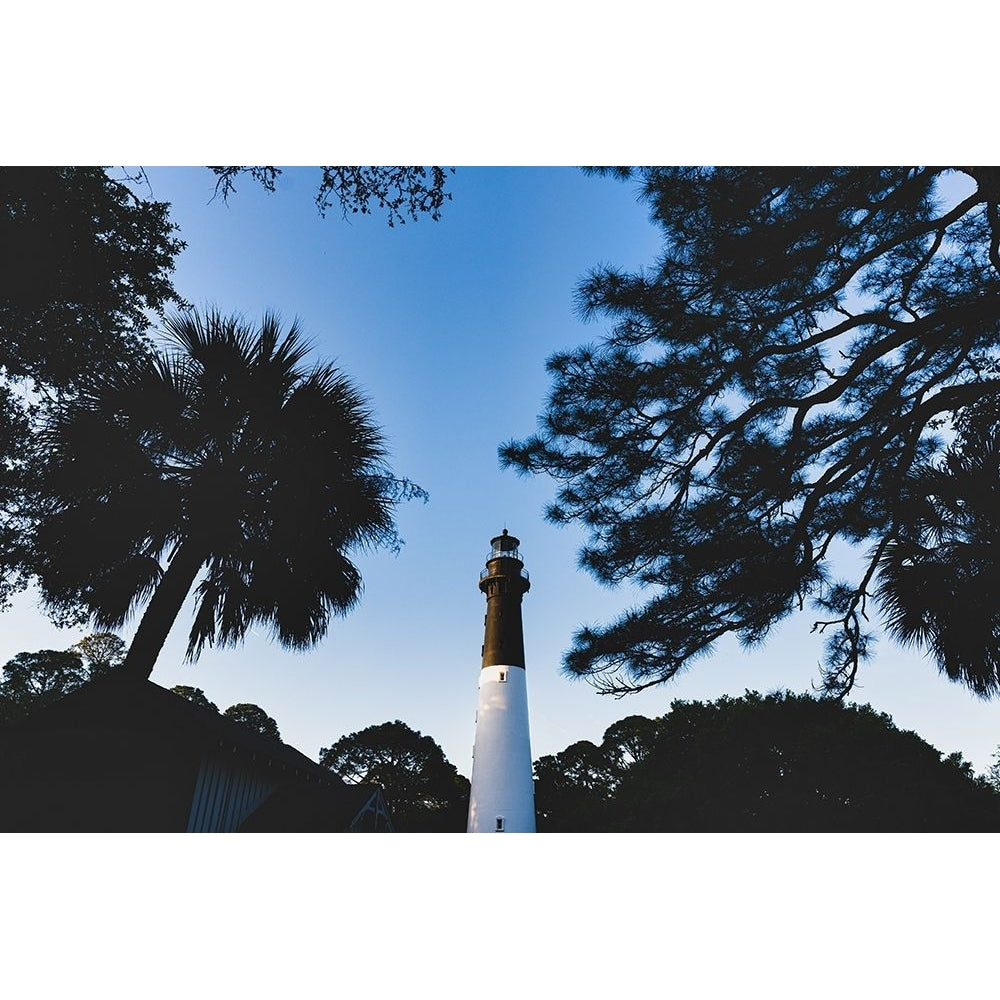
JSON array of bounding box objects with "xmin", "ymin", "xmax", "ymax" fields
[{"xmin": 0, "ymin": 675, "xmax": 392, "ymax": 832}]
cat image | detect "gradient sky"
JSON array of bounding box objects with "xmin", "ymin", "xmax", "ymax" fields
[{"xmin": 6, "ymin": 166, "xmax": 1000, "ymax": 780}]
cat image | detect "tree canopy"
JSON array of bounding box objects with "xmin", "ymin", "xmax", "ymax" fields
[
  {"xmin": 0, "ymin": 650, "xmax": 88, "ymax": 725},
  {"xmin": 0, "ymin": 166, "xmax": 446, "ymax": 618},
  {"xmin": 319, "ymin": 720, "xmax": 469, "ymax": 832},
  {"xmin": 168, "ymin": 686, "xmax": 281, "ymax": 741},
  {"xmin": 0, "ymin": 634, "xmax": 124, "ymax": 725},
  {"xmin": 27, "ymin": 309, "xmax": 425, "ymax": 680},
  {"xmin": 0, "ymin": 167, "xmax": 184, "ymax": 392},
  {"xmin": 223, "ymin": 703, "xmax": 281, "ymax": 742},
  {"xmin": 209, "ymin": 166, "xmax": 453, "ymax": 227},
  {"xmin": 504, "ymin": 167, "xmax": 1000, "ymax": 697},
  {"xmin": 875, "ymin": 412, "xmax": 1000, "ymax": 694},
  {"xmin": 0, "ymin": 167, "xmax": 186, "ymax": 610},
  {"xmin": 168, "ymin": 685, "xmax": 219, "ymax": 713},
  {"xmin": 534, "ymin": 691, "xmax": 1000, "ymax": 832},
  {"xmin": 533, "ymin": 738, "xmax": 618, "ymax": 832},
  {"xmin": 70, "ymin": 632, "xmax": 126, "ymax": 679}
]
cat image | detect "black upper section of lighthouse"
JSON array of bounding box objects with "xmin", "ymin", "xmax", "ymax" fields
[{"xmin": 479, "ymin": 529, "xmax": 530, "ymax": 669}]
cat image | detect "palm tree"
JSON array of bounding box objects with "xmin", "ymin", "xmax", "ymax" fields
[
  {"xmin": 875, "ymin": 414, "xmax": 1000, "ymax": 696},
  {"xmin": 30, "ymin": 309, "xmax": 424, "ymax": 681}
]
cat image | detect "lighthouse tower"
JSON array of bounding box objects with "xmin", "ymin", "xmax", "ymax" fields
[{"xmin": 467, "ymin": 530, "xmax": 536, "ymax": 833}]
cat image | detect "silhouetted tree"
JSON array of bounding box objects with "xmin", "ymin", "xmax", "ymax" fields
[
  {"xmin": 534, "ymin": 715, "xmax": 666, "ymax": 831},
  {"xmin": 0, "ymin": 167, "xmax": 184, "ymax": 394},
  {"xmin": 0, "ymin": 166, "xmax": 447, "ymax": 620},
  {"xmin": 0, "ymin": 650, "xmax": 88, "ymax": 725},
  {"xmin": 599, "ymin": 714, "xmax": 661, "ymax": 770},
  {"xmin": 876, "ymin": 406, "xmax": 1000, "ymax": 695},
  {"xmin": 535, "ymin": 692, "xmax": 1000, "ymax": 832},
  {"xmin": 0, "ymin": 635, "xmax": 124, "ymax": 724},
  {"xmin": 986, "ymin": 746, "xmax": 1000, "ymax": 793},
  {"xmin": 169, "ymin": 685, "xmax": 219, "ymax": 713},
  {"xmin": 223, "ymin": 703, "xmax": 281, "ymax": 742},
  {"xmin": 503, "ymin": 167, "xmax": 1000, "ymax": 697},
  {"xmin": 28, "ymin": 309, "xmax": 425, "ymax": 681},
  {"xmin": 167, "ymin": 688, "xmax": 281, "ymax": 743},
  {"xmin": 0, "ymin": 167, "xmax": 185, "ymax": 612},
  {"xmin": 209, "ymin": 166, "xmax": 453, "ymax": 227},
  {"xmin": 70, "ymin": 632, "xmax": 127, "ymax": 679},
  {"xmin": 534, "ymin": 740, "xmax": 619, "ymax": 832},
  {"xmin": 319, "ymin": 720, "xmax": 469, "ymax": 832}
]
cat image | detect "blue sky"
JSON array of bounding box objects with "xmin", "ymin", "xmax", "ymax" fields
[{"xmin": 5, "ymin": 165, "xmax": 1000, "ymax": 780}]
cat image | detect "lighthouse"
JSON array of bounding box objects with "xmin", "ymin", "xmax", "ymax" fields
[{"xmin": 467, "ymin": 529, "xmax": 536, "ymax": 833}]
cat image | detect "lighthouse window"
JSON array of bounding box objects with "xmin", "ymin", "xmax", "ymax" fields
[
  {"xmin": 496, "ymin": 816, "xmax": 505, "ymax": 832},
  {"xmin": 499, "ymin": 670, "xmax": 507, "ymax": 682}
]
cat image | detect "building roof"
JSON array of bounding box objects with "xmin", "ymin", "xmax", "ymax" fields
[{"xmin": 0, "ymin": 674, "xmax": 391, "ymax": 832}]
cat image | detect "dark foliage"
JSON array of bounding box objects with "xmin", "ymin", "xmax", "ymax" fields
[
  {"xmin": 167, "ymin": 688, "xmax": 281, "ymax": 742},
  {"xmin": 533, "ymin": 738, "xmax": 618, "ymax": 832},
  {"xmin": 535, "ymin": 691, "xmax": 1000, "ymax": 832},
  {"xmin": 70, "ymin": 632, "xmax": 126, "ymax": 679},
  {"xmin": 0, "ymin": 165, "xmax": 443, "ymax": 619},
  {"xmin": 0, "ymin": 166, "xmax": 184, "ymax": 390},
  {"xmin": 209, "ymin": 166, "xmax": 454, "ymax": 227},
  {"xmin": 875, "ymin": 408, "xmax": 1000, "ymax": 695},
  {"xmin": 223, "ymin": 703, "xmax": 281, "ymax": 742},
  {"xmin": 0, "ymin": 636, "xmax": 123, "ymax": 725},
  {"xmin": 503, "ymin": 167, "xmax": 1000, "ymax": 697},
  {"xmin": 0, "ymin": 167, "xmax": 186, "ymax": 610},
  {"xmin": 168, "ymin": 685, "xmax": 219, "ymax": 713},
  {"xmin": 0, "ymin": 650, "xmax": 88, "ymax": 725},
  {"xmin": 28, "ymin": 309, "xmax": 425, "ymax": 680},
  {"xmin": 533, "ymin": 714, "xmax": 662, "ymax": 830},
  {"xmin": 319, "ymin": 720, "xmax": 469, "ymax": 832}
]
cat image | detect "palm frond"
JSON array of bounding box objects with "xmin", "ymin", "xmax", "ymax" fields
[
  {"xmin": 875, "ymin": 414, "xmax": 1000, "ymax": 696},
  {"xmin": 32, "ymin": 308, "xmax": 420, "ymax": 678}
]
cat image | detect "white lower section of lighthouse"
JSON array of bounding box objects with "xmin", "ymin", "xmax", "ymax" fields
[{"xmin": 467, "ymin": 663, "xmax": 536, "ymax": 833}]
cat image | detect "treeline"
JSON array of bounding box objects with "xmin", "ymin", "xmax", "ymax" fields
[
  {"xmin": 0, "ymin": 643, "xmax": 467, "ymax": 831},
  {"xmin": 5, "ymin": 644, "xmax": 998, "ymax": 831},
  {"xmin": 534, "ymin": 691, "xmax": 1000, "ymax": 832}
]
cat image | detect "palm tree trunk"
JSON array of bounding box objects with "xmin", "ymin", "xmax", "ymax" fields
[{"xmin": 120, "ymin": 541, "xmax": 206, "ymax": 681}]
